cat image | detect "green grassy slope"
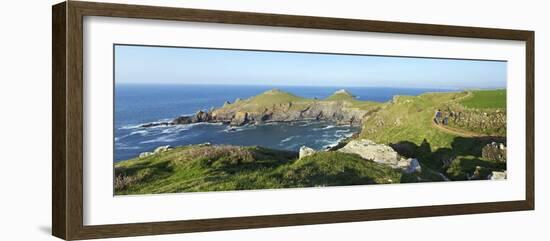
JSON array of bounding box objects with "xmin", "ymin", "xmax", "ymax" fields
[
  {"xmin": 222, "ymin": 89, "xmax": 311, "ymax": 111},
  {"xmin": 218, "ymin": 89, "xmax": 381, "ymax": 113},
  {"xmin": 360, "ymin": 92, "xmax": 466, "ymax": 149},
  {"xmin": 247, "ymin": 89, "xmax": 309, "ymax": 105},
  {"xmin": 358, "ymin": 91, "xmax": 506, "ymax": 177},
  {"xmin": 460, "ymin": 89, "xmax": 506, "ymax": 109},
  {"xmin": 114, "ymin": 145, "xmax": 404, "ymax": 195}
]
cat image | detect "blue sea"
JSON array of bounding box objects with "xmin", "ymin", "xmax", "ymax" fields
[{"xmin": 114, "ymin": 85, "xmax": 450, "ymax": 162}]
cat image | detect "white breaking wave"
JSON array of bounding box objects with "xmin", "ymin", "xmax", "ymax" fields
[
  {"xmin": 335, "ymin": 129, "xmax": 351, "ymax": 134},
  {"xmin": 299, "ymin": 122, "xmax": 316, "ymax": 127},
  {"xmin": 119, "ymin": 124, "xmax": 142, "ymax": 130},
  {"xmin": 115, "ymin": 142, "xmax": 141, "ymax": 150},
  {"xmin": 140, "ymin": 135, "xmax": 179, "ymax": 144},
  {"xmin": 161, "ymin": 125, "xmax": 191, "ymax": 134},
  {"xmin": 129, "ymin": 130, "xmax": 149, "ymax": 136},
  {"xmin": 313, "ymin": 125, "xmax": 335, "ymax": 131},
  {"xmin": 280, "ymin": 136, "xmax": 297, "ymax": 143},
  {"xmin": 221, "ymin": 124, "xmax": 256, "ymax": 133}
]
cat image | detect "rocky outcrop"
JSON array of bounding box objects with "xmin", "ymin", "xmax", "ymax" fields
[
  {"xmin": 147, "ymin": 110, "xmax": 213, "ymax": 127},
  {"xmin": 139, "ymin": 152, "xmax": 153, "ymax": 158},
  {"xmin": 438, "ymin": 104, "xmax": 506, "ymax": 136},
  {"xmin": 231, "ymin": 112, "xmax": 249, "ymax": 126},
  {"xmin": 339, "ymin": 139, "xmax": 399, "ymax": 163},
  {"xmin": 212, "ymin": 99, "xmax": 373, "ymax": 127},
  {"xmin": 482, "ymin": 142, "xmax": 506, "ymax": 162},
  {"xmin": 154, "ymin": 145, "xmax": 171, "ymax": 153},
  {"xmin": 139, "ymin": 145, "xmax": 171, "ymax": 158},
  {"xmin": 140, "ymin": 89, "xmax": 377, "ymax": 128},
  {"xmin": 338, "ymin": 139, "xmax": 422, "ymax": 174},
  {"xmin": 299, "ymin": 146, "xmax": 316, "ymax": 159}
]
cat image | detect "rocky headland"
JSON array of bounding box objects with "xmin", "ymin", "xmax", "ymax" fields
[{"xmin": 141, "ymin": 89, "xmax": 381, "ymax": 128}]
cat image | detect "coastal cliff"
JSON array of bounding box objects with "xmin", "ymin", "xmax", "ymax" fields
[{"xmin": 143, "ymin": 89, "xmax": 382, "ymax": 127}]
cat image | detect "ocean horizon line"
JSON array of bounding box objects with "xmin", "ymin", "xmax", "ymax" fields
[{"xmin": 114, "ymin": 83, "xmax": 505, "ymax": 91}]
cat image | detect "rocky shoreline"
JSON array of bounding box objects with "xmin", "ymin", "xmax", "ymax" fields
[{"xmin": 140, "ymin": 89, "xmax": 379, "ymax": 128}]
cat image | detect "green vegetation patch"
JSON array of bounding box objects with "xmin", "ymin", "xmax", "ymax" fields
[
  {"xmin": 358, "ymin": 91, "xmax": 506, "ymax": 179},
  {"xmin": 246, "ymin": 89, "xmax": 309, "ymax": 105},
  {"xmin": 460, "ymin": 89, "xmax": 506, "ymax": 109},
  {"xmin": 219, "ymin": 88, "xmax": 382, "ymax": 114},
  {"xmin": 114, "ymin": 145, "xmax": 405, "ymax": 195},
  {"xmin": 281, "ymin": 152, "xmax": 402, "ymax": 186},
  {"xmin": 446, "ymin": 155, "xmax": 506, "ymax": 180},
  {"xmin": 359, "ymin": 91, "xmax": 466, "ymax": 149}
]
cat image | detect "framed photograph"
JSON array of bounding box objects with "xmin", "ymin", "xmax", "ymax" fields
[{"xmin": 52, "ymin": 1, "xmax": 534, "ymax": 240}]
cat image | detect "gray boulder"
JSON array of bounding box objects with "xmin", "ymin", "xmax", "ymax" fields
[
  {"xmin": 154, "ymin": 145, "xmax": 170, "ymax": 154},
  {"xmin": 338, "ymin": 139, "xmax": 399, "ymax": 165},
  {"xmin": 139, "ymin": 152, "xmax": 153, "ymax": 158},
  {"xmin": 338, "ymin": 139, "xmax": 421, "ymax": 173},
  {"xmin": 299, "ymin": 146, "xmax": 316, "ymax": 159}
]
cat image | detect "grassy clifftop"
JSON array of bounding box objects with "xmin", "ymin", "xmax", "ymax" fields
[
  {"xmin": 360, "ymin": 91, "xmax": 467, "ymax": 148},
  {"xmin": 247, "ymin": 89, "xmax": 309, "ymax": 105},
  {"xmin": 359, "ymin": 90, "xmax": 506, "ymax": 148},
  {"xmin": 460, "ymin": 89, "xmax": 506, "ymax": 109},
  {"xmin": 217, "ymin": 88, "xmax": 381, "ymax": 113},
  {"xmin": 358, "ymin": 90, "xmax": 507, "ymax": 177},
  {"xmin": 114, "ymin": 144, "xmax": 404, "ymax": 195}
]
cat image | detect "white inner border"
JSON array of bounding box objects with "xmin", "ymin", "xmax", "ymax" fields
[{"xmin": 83, "ymin": 16, "xmax": 526, "ymax": 225}]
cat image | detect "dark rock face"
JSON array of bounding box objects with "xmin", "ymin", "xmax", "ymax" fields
[
  {"xmin": 193, "ymin": 111, "xmax": 212, "ymax": 122},
  {"xmin": 141, "ymin": 101, "xmax": 372, "ymax": 128},
  {"xmin": 141, "ymin": 111, "xmax": 214, "ymax": 127},
  {"xmin": 173, "ymin": 116, "xmax": 193, "ymax": 125},
  {"xmin": 230, "ymin": 112, "xmax": 248, "ymax": 126},
  {"xmin": 140, "ymin": 122, "xmax": 172, "ymax": 128},
  {"xmin": 211, "ymin": 101, "xmax": 373, "ymax": 127}
]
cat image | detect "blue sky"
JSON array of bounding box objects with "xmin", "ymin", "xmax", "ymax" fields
[{"xmin": 114, "ymin": 45, "xmax": 506, "ymax": 89}]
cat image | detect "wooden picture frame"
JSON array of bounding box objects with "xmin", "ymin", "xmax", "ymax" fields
[{"xmin": 52, "ymin": 1, "xmax": 534, "ymax": 240}]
